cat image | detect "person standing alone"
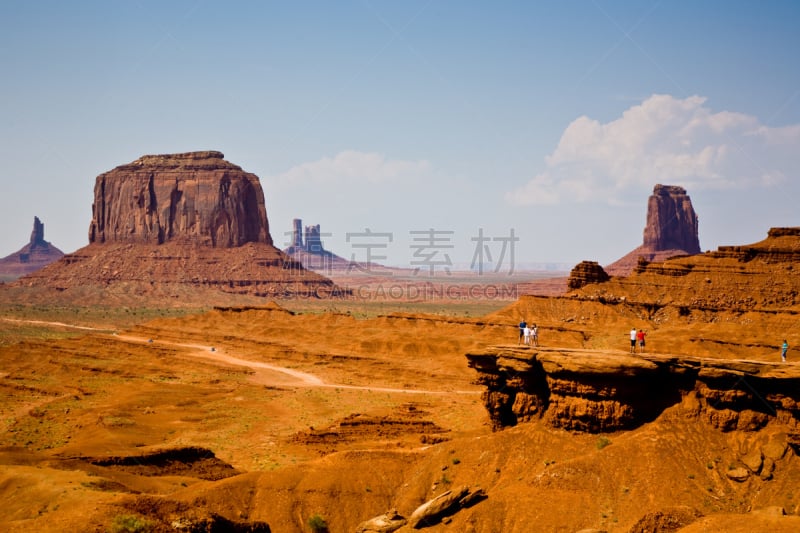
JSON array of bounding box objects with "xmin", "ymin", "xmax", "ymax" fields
[{"xmin": 782, "ymin": 340, "xmax": 789, "ymax": 362}]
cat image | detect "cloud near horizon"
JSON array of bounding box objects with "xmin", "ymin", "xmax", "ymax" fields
[
  {"xmin": 507, "ymin": 94, "xmax": 800, "ymax": 205},
  {"xmin": 271, "ymin": 150, "xmax": 432, "ymax": 185}
]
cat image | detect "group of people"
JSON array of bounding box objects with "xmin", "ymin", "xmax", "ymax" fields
[
  {"xmin": 518, "ymin": 319, "xmax": 539, "ymax": 347},
  {"xmin": 514, "ymin": 321, "xmax": 790, "ymax": 362},
  {"xmin": 630, "ymin": 327, "xmax": 646, "ymax": 353}
]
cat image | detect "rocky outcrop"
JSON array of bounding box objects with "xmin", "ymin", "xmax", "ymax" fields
[
  {"xmin": 567, "ymin": 261, "xmax": 609, "ymax": 290},
  {"xmin": 0, "ymin": 216, "xmax": 64, "ymax": 280},
  {"xmin": 711, "ymin": 227, "xmax": 800, "ymax": 263},
  {"xmin": 466, "ymin": 346, "xmax": 800, "ymax": 433},
  {"xmin": 407, "ymin": 486, "xmax": 486, "ymax": 528},
  {"xmin": 88, "ymin": 151, "xmax": 271, "ymax": 247},
  {"xmin": 15, "ymin": 152, "xmax": 342, "ymax": 300},
  {"xmin": 606, "ymin": 184, "xmax": 701, "ymax": 276},
  {"xmin": 573, "ymin": 227, "xmax": 800, "ymax": 312}
]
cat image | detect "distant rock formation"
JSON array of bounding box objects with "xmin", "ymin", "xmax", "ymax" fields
[
  {"xmin": 283, "ymin": 218, "xmax": 355, "ymax": 272},
  {"xmin": 0, "ymin": 216, "xmax": 64, "ymax": 280},
  {"xmin": 284, "ymin": 218, "xmax": 330, "ymax": 256},
  {"xmin": 88, "ymin": 151, "xmax": 271, "ymax": 247},
  {"xmin": 575, "ymin": 227, "xmax": 800, "ymax": 311},
  {"xmin": 567, "ymin": 261, "xmax": 609, "ymax": 290},
  {"xmin": 15, "ymin": 152, "xmax": 341, "ymax": 300},
  {"xmin": 606, "ymin": 184, "xmax": 701, "ymax": 276}
]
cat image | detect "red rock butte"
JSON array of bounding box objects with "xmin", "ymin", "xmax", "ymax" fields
[
  {"xmin": 606, "ymin": 184, "xmax": 701, "ymax": 275},
  {"xmin": 15, "ymin": 151, "xmax": 340, "ymax": 301},
  {"xmin": 89, "ymin": 151, "xmax": 271, "ymax": 247}
]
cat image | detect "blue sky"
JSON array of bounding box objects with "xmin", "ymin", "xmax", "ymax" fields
[{"xmin": 1, "ymin": 1, "xmax": 799, "ymax": 269}]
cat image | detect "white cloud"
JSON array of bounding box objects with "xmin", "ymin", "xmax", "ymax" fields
[
  {"xmin": 507, "ymin": 94, "xmax": 800, "ymax": 205},
  {"xmin": 271, "ymin": 150, "xmax": 431, "ymax": 185}
]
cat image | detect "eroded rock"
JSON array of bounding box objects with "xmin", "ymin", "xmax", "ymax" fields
[
  {"xmin": 355, "ymin": 508, "xmax": 407, "ymax": 533},
  {"xmin": 408, "ymin": 486, "xmax": 486, "ymax": 529}
]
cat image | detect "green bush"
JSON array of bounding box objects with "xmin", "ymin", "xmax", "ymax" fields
[
  {"xmin": 596, "ymin": 436, "xmax": 611, "ymax": 450},
  {"xmin": 110, "ymin": 514, "xmax": 154, "ymax": 533},
  {"xmin": 308, "ymin": 514, "xmax": 329, "ymax": 533}
]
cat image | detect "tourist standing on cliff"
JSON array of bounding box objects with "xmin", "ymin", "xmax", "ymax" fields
[
  {"xmin": 782, "ymin": 340, "xmax": 789, "ymax": 362},
  {"xmin": 630, "ymin": 327, "xmax": 637, "ymax": 353},
  {"xmin": 518, "ymin": 319, "xmax": 527, "ymax": 345},
  {"xmin": 637, "ymin": 329, "xmax": 647, "ymax": 353},
  {"xmin": 523, "ymin": 324, "xmax": 531, "ymax": 345},
  {"xmin": 531, "ymin": 324, "xmax": 539, "ymax": 347}
]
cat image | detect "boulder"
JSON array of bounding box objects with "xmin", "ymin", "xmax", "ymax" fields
[
  {"xmin": 741, "ymin": 449, "xmax": 763, "ymax": 474},
  {"xmin": 726, "ymin": 467, "xmax": 750, "ymax": 482},
  {"xmin": 355, "ymin": 508, "xmax": 407, "ymax": 533},
  {"xmin": 408, "ymin": 486, "xmax": 485, "ymax": 528}
]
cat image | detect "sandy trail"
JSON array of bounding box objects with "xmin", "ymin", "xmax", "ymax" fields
[
  {"xmin": 2, "ymin": 317, "xmax": 479, "ymax": 394},
  {"xmin": 113, "ymin": 334, "xmax": 481, "ymax": 395}
]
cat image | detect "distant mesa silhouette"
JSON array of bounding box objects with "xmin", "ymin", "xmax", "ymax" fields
[
  {"xmin": 0, "ymin": 216, "xmax": 64, "ymax": 281},
  {"xmin": 14, "ymin": 151, "xmax": 341, "ymax": 299}
]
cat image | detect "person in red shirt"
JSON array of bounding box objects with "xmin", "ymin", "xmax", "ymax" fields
[{"xmin": 636, "ymin": 329, "xmax": 646, "ymax": 353}]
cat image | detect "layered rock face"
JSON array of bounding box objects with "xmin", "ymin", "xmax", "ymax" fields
[
  {"xmin": 577, "ymin": 227, "xmax": 800, "ymax": 311},
  {"xmin": 642, "ymin": 184, "xmax": 701, "ymax": 253},
  {"xmin": 467, "ymin": 346, "xmax": 800, "ymax": 434},
  {"xmin": 88, "ymin": 151, "xmax": 271, "ymax": 247},
  {"xmin": 566, "ymin": 260, "xmax": 609, "ymax": 290},
  {"xmin": 605, "ymin": 184, "xmax": 701, "ymax": 276},
  {"xmin": 0, "ymin": 217, "xmax": 64, "ymax": 280},
  {"xmin": 17, "ymin": 152, "xmax": 341, "ymax": 300}
]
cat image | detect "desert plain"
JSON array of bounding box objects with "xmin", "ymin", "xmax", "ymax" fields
[{"xmin": 3, "ymin": 247, "xmax": 800, "ymax": 533}]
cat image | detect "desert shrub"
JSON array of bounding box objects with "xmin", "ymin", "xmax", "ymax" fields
[
  {"xmin": 308, "ymin": 514, "xmax": 329, "ymax": 533},
  {"xmin": 110, "ymin": 514, "xmax": 154, "ymax": 533},
  {"xmin": 596, "ymin": 436, "xmax": 611, "ymax": 450}
]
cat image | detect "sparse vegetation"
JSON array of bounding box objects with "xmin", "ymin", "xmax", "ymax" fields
[
  {"xmin": 110, "ymin": 514, "xmax": 154, "ymax": 533},
  {"xmin": 308, "ymin": 514, "xmax": 329, "ymax": 533},
  {"xmin": 596, "ymin": 436, "xmax": 611, "ymax": 450}
]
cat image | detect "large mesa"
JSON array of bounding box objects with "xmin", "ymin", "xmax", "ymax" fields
[
  {"xmin": 14, "ymin": 151, "xmax": 340, "ymax": 301},
  {"xmin": 88, "ymin": 151, "xmax": 271, "ymax": 247}
]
